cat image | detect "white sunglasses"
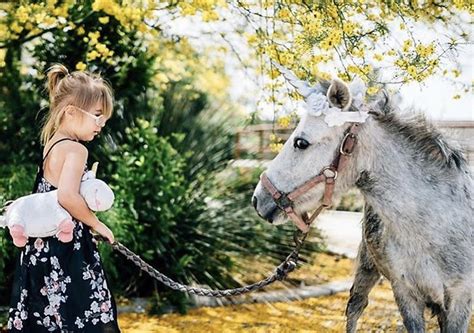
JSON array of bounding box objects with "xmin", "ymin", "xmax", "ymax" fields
[{"xmin": 70, "ymin": 105, "xmax": 106, "ymax": 126}]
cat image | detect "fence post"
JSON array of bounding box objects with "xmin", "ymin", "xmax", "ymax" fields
[{"xmin": 235, "ymin": 131, "xmax": 241, "ymax": 159}]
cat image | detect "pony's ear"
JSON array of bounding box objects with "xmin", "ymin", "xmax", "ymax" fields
[
  {"xmin": 327, "ymin": 78, "xmax": 352, "ymax": 111},
  {"xmin": 369, "ymin": 89, "xmax": 392, "ymax": 117}
]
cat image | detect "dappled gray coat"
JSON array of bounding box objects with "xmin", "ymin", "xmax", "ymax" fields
[{"xmin": 252, "ymin": 69, "xmax": 473, "ymax": 333}]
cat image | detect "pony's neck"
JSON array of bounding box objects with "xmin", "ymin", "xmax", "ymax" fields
[{"xmin": 352, "ymin": 118, "xmax": 429, "ymax": 223}]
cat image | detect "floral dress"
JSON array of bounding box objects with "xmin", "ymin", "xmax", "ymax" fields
[{"xmin": 7, "ymin": 139, "xmax": 121, "ymax": 332}]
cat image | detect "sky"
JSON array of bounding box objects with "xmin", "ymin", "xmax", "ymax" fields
[{"xmin": 165, "ymin": 7, "xmax": 473, "ymax": 122}]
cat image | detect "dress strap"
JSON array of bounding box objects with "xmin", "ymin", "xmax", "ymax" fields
[
  {"xmin": 42, "ymin": 138, "xmax": 78, "ymax": 163},
  {"xmin": 32, "ymin": 138, "xmax": 80, "ymax": 193}
]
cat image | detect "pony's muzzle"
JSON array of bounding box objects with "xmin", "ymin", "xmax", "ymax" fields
[{"xmin": 251, "ymin": 192, "xmax": 279, "ymax": 223}]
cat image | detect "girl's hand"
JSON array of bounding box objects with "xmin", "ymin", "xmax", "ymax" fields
[{"xmin": 92, "ymin": 221, "xmax": 115, "ymax": 244}]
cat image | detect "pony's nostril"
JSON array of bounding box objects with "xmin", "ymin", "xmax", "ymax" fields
[
  {"xmin": 252, "ymin": 196, "xmax": 258, "ymax": 209},
  {"xmin": 263, "ymin": 206, "xmax": 277, "ymax": 223}
]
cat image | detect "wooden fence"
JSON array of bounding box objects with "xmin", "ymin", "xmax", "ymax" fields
[{"xmin": 235, "ymin": 121, "xmax": 474, "ymax": 168}]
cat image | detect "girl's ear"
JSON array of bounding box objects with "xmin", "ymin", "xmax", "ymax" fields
[{"xmin": 64, "ymin": 105, "xmax": 75, "ymax": 116}]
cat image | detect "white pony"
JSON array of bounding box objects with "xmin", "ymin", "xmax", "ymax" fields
[{"xmin": 252, "ymin": 64, "xmax": 473, "ymax": 333}]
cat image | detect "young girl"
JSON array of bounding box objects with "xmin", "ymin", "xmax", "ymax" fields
[{"xmin": 7, "ymin": 64, "xmax": 121, "ymax": 332}]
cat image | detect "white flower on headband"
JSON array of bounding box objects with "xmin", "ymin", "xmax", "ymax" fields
[
  {"xmin": 323, "ymin": 109, "xmax": 369, "ymax": 127},
  {"xmin": 271, "ymin": 61, "xmax": 370, "ymax": 127},
  {"xmin": 304, "ymin": 92, "xmax": 369, "ymax": 127},
  {"xmin": 305, "ymin": 93, "xmax": 329, "ymax": 117}
]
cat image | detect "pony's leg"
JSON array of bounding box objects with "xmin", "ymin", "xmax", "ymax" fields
[
  {"xmin": 442, "ymin": 287, "xmax": 472, "ymax": 333},
  {"xmin": 391, "ymin": 281, "xmax": 425, "ymax": 333},
  {"xmin": 345, "ymin": 241, "xmax": 381, "ymax": 333},
  {"xmin": 437, "ymin": 311, "xmax": 447, "ymax": 333}
]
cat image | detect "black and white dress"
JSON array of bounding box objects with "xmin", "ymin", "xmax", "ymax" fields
[{"xmin": 7, "ymin": 138, "xmax": 120, "ymax": 332}]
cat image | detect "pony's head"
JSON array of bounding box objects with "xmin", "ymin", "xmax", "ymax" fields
[{"xmin": 252, "ymin": 63, "xmax": 373, "ymax": 229}]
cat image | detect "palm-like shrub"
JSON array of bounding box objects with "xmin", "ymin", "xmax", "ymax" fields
[{"xmin": 99, "ymin": 118, "xmax": 322, "ymax": 313}]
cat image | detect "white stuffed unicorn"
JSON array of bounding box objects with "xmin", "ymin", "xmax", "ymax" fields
[{"xmin": 0, "ymin": 162, "xmax": 114, "ymax": 247}]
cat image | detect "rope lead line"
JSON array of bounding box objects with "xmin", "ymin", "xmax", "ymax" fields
[{"xmin": 94, "ymin": 230, "xmax": 308, "ymax": 298}]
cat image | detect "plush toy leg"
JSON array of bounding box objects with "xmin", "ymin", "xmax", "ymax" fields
[
  {"xmin": 9, "ymin": 225, "xmax": 28, "ymax": 247},
  {"xmin": 56, "ymin": 218, "xmax": 75, "ymax": 243}
]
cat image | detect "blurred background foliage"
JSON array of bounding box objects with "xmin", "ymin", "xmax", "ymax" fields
[{"xmin": 0, "ymin": 0, "xmax": 322, "ymax": 312}]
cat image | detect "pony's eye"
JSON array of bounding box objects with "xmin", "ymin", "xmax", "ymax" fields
[{"xmin": 294, "ymin": 137, "xmax": 310, "ymax": 150}]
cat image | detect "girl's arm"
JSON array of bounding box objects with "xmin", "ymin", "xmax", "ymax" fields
[
  {"xmin": 57, "ymin": 143, "xmax": 99, "ymax": 227},
  {"xmin": 56, "ymin": 143, "xmax": 114, "ymax": 242}
]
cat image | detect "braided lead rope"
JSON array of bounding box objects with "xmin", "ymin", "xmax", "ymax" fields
[{"xmin": 94, "ymin": 230, "xmax": 308, "ymax": 297}]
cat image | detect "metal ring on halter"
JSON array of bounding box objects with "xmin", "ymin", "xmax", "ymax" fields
[
  {"xmin": 322, "ymin": 167, "xmax": 337, "ymax": 180},
  {"xmin": 339, "ymin": 132, "xmax": 356, "ymax": 156}
]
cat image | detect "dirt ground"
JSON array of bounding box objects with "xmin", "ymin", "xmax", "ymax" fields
[{"xmin": 118, "ymin": 253, "xmax": 474, "ymax": 332}]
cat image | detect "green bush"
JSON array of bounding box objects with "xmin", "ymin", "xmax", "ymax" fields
[
  {"xmin": 0, "ymin": 163, "xmax": 36, "ymax": 305},
  {"xmin": 99, "ymin": 119, "xmax": 235, "ymax": 313}
]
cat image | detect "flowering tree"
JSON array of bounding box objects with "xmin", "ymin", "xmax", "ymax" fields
[{"xmin": 1, "ymin": 1, "xmax": 470, "ymax": 101}]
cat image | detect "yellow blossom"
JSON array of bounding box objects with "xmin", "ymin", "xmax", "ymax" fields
[
  {"xmin": 452, "ymin": 94, "xmax": 461, "ymax": 99},
  {"xmin": 88, "ymin": 31, "xmax": 100, "ymax": 45},
  {"xmin": 367, "ymin": 86, "xmax": 379, "ymax": 95},
  {"xmin": 87, "ymin": 50, "xmax": 100, "ymax": 61},
  {"xmin": 270, "ymin": 143, "xmax": 284, "ymax": 153},
  {"xmin": 95, "ymin": 42, "xmax": 108, "ymax": 54},
  {"xmin": 16, "ymin": 6, "xmax": 30, "ymax": 24},
  {"xmin": 34, "ymin": 12, "xmax": 47, "ymax": 25},
  {"xmin": 246, "ymin": 33, "xmax": 258, "ymax": 44},
  {"xmin": 416, "ymin": 44, "xmax": 435, "ymax": 57},
  {"xmin": 402, "ymin": 39, "xmax": 412, "ymax": 53},
  {"xmin": 202, "ymin": 10, "xmax": 219, "ymax": 21},
  {"xmin": 10, "ymin": 22, "xmax": 23, "ymax": 34},
  {"xmin": 99, "ymin": 16, "xmax": 110, "ymax": 24},
  {"xmin": 342, "ymin": 22, "xmax": 358, "ymax": 35},
  {"xmin": 407, "ymin": 65, "xmax": 417, "ymax": 77},
  {"xmin": 319, "ymin": 72, "xmax": 331, "ymax": 81},
  {"xmin": 76, "ymin": 62, "xmax": 87, "ymax": 71},
  {"xmin": 277, "ymin": 115, "xmax": 291, "ymax": 128},
  {"xmin": 386, "ymin": 49, "xmax": 396, "ymax": 56},
  {"xmin": 351, "ymin": 48, "xmax": 365, "ymax": 58},
  {"xmin": 373, "ymin": 53, "xmax": 383, "ymax": 61},
  {"xmin": 277, "ymin": 8, "xmax": 291, "ymax": 20},
  {"xmin": 180, "ymin": 3, "xmax": 197, "ymax": 15}
]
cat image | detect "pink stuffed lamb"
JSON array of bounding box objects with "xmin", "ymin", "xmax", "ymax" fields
[{"xmin": 0, "ymin": 168, "xmax": 114, "ymax": 247}]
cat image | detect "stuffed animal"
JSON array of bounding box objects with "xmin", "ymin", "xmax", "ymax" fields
[{"xmin": 0, "ymin": 163, "xmax": 114, "ymax": 247}]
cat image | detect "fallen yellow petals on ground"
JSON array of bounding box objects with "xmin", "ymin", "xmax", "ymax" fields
[{"xmin": 118, "ymin": 253, "xmax": 474, "ymax": 332}]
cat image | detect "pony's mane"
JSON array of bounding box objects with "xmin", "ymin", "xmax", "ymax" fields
[{"xmin": 373, "ymin": 110, "xmax": 466, "ymax": 170}]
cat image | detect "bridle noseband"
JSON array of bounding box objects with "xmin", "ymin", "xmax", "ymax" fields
[{"xmin": 260, "ymin": 123, "xmax": 360, "ymax": 233}]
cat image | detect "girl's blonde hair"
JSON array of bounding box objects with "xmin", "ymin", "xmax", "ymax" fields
[{"xmin": 41, "ymin": 63, "xmax": 114, "ymax": 146}]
